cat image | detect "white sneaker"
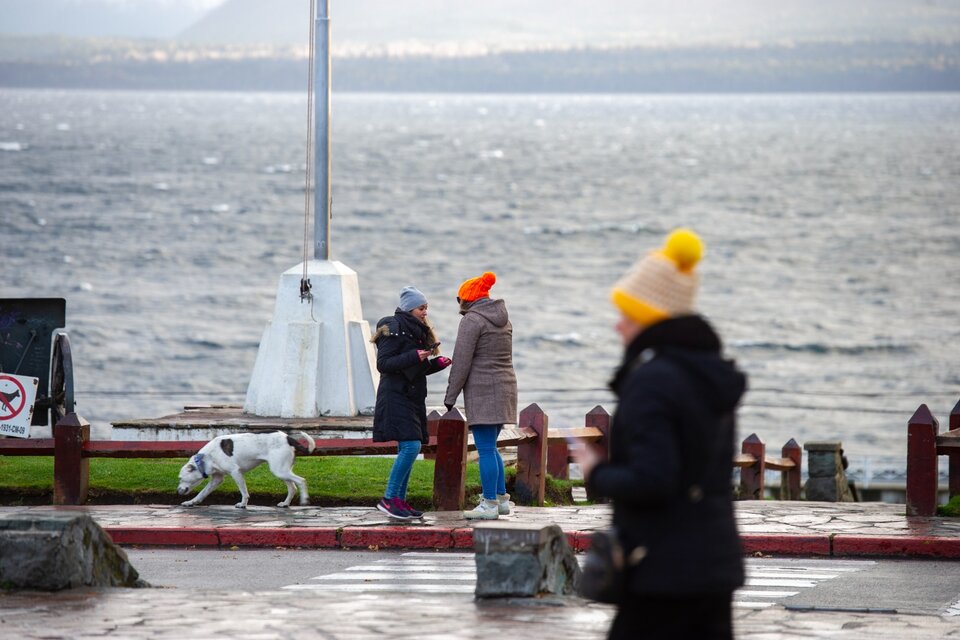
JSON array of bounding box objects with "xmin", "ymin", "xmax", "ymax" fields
[
  {"xmin": 464, "ymin": 499, "xmax": 499, "ymax": 520},
  {"xmin": 496, "ymin": 493, "xmax": 514, "ymax": 515}
]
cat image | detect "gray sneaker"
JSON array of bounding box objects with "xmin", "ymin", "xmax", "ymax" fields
[
  {"xmin": 496, "ymin": 493, "xmax": 514, "ymax": 515},
  {"xmin": 464, "ymin": 499, "xmax": 499, "ymax": 520}
]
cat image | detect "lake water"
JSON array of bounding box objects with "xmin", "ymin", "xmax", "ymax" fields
[{"xmin": 2, "ymin": 89, "xmax": 959, "ymax": 482}]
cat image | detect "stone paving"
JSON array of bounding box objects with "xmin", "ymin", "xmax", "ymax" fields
[
  {"xmin": 0, "ymin": 500, "xmax": 958, "ymax": 556},
  {"xmin": 2, "ymin": 501, "xmax": 960, "ymax": 638},
  {"xmin": 1, "ymin": 587, "xmax": 959, "ymax": 639}
]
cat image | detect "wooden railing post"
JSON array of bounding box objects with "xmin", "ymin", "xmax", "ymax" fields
[
  {"xmin": 906, "ymin": 404, "xmax": 939, "ymax": 516},
  {"xmin": 584, "ymin": 406, "xmax": 611, "ymax": 502},
  {"xmin": 781, "ymin": 438, "xmax": 802, "ymax": 500},
  {"xmin": 949, "ymin": 398, "xmax": 960, "ymax": 498},
  {"xmin": 423, "ymin": 409, "xmax": 442, "ymax": 461},
  {"xmin": 432, "ymin": 408, "xmax": 468, "ymax": 511},
  {"xmin": 53, "ymin": 412, "xmax": 89, "ymax": 505},
  {"xmin": 740, "ymin": 433, "xmax": 765, "ymax": 500},
  {"xmin": 516, "ymin": 404, "xmax": 548, "ymax": 506},
  {"xmin": 546, "ymin": 439, "xmax": 569, "ymax": 480}
]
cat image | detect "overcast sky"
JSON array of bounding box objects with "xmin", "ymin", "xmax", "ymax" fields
[{"xmin": 3, "ymin": 0, "xmax": 959, "ymax": 48}]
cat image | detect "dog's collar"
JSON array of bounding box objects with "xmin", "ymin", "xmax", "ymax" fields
[{"xmin": 193, "ymin": 453, "xmax": 208, "ymax": 479}]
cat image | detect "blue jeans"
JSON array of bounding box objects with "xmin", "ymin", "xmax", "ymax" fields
[
  {"xmin": 471, "ymin": 424, "xmax": 506, "ymax": 500},
  {"xmin": 385, "ymin": 440, "xmax": 421, "ymax": 500}
]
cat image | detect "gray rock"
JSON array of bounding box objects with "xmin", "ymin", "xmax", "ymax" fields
[
  {"xmin": 0, "ymin": 512, "xmax": 148, "ymax": 590},
  {"xmin": 473, "ymin": 522, "xmax": 580, "ymax": 598}
]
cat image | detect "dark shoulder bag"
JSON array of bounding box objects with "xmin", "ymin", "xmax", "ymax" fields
[{"xmin": 577, "ymin": 527, "xmax": 627, "ymax": 603}]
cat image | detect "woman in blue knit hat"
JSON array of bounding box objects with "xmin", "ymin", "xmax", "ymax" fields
[{"xmin": 371, "ymin": 286, "xmax": 451, "ymax": 520}]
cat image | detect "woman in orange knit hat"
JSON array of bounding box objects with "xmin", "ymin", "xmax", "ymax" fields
[
  {"xmin": 574, "ymin": 229, "xmax": 746, "ymax": 640},
  {"xmin": 443, "ymin": 271, "xmax": 518, "ymax": 520}
]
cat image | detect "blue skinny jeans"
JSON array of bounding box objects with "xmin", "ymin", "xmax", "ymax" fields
[
  {"xmin": 384, "ymin": 439, "xmax": 421, "ymax": 500},
  {"xmin": 471, "ymin": 424, "xmax": 506, "ymax": 500}
]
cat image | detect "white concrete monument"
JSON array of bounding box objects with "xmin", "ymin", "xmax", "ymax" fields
[
  {"xmin": 244, "ymin": 261, "xmax": 377, "ymax": 417},
  {"xmin": 244, "ymin": 1, "xmax": 378, "ymax": 417}
]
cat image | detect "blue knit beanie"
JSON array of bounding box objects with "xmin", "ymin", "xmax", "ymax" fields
[{"xmin": 399, "ymin": 286, "xmax": 428, "ymax": 312}]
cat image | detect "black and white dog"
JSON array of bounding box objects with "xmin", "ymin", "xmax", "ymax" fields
[{"xmin": 177, "ymin": 431, "xmax": 316, "ymax": 508}]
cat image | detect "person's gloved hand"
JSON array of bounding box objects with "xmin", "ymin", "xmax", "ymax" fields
[
  {"xmin": 444, "ymin": 403, "xmax": 454, "ymax": 412},
  {"xmin": 434, "ymin": 356, "xmax": 452, "ymax": 370}
]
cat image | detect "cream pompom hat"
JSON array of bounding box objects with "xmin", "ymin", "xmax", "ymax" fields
[{"xmin": 611, "ymin": 228, "xmax": 705, "ymax": 327}]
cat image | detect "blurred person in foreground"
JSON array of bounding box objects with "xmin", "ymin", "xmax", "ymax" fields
[
  {"xmin": 574, "ymin": 229, "xmax": 746, "ymax": 640},
  {"xmin": 371, "ymin": 286, "xmax": 451, "ymax": 520},
  {"xmin": 443, "ymin": 271, "xmax": 518, "ymax": 520}
]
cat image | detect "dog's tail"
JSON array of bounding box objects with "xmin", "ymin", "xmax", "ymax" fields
[{"xmin": 287, "ymin": 431, "xmax": 316, "ymax": 455}]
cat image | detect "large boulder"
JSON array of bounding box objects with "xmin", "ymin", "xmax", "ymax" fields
[{"xmin": 0, "ymin": 512, "xmax": 148, "ymax": 590}]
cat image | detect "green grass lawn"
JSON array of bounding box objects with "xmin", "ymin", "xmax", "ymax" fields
[
  {"xmin": 0, "ymin": 456, "xmax": 579, "ymax": 509},
  {"xmin": 939, "ymin": 494, "xmax": 960, "ymax": 517}
]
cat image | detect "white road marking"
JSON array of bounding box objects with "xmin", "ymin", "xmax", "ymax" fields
[
  {"xmin": 745, "ymin": 578, "xmax": 818, "ymax": 588},
  {"xmin": 943, "ymin": 597, "xmax": 960, "ymax": 617},
  {"xmin": 284, "ymin": 552, "xmax": 874, "ymax": 606},
  {"xmin": 733, "ymin": 601, "xmax": 777, "ymax": 609},
  {"xmin": 734, "ymin": 559, "xmax": 874, "ymax": 610},
  {"xmin": 286, "ymin": 583, "xmax": 477, "ymax": 593},
  {"xmin": 746, "ymin": 570, "xmax": 839, "ymax": 580},
  {"xmin": 736, "ymin": 590, "xmax": 800, "ymax": 599},
  {"xmin": 318, "ymin": 572, "xmax": 477, "ymax": 581}
]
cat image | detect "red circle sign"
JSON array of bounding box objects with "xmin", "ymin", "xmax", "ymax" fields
[{"xmin": 0, "ymin": 374, "xmax": 27, "ymax": 421}]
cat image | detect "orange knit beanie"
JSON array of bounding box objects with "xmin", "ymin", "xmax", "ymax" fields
[{"xmin": 457, "ymin": 271, "xmax": 497, "ymax": 302}]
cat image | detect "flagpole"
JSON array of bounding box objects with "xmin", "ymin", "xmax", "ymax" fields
[{"xmin": 314, "ymin": 0, "xmax": 331, "ymax": 260}]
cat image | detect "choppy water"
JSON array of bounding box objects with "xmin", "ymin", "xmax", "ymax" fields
[{"xmin": 2, "ymin": 89, "xmax": 959, "ymax": 479}]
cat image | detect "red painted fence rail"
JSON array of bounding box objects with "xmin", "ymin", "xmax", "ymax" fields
[
  {"xmin": 906, "ymin": 398, "xmax": 960, "ymax": 516},
  {"xmin": 2, "ymin": 403, "xmax": 801, "ymax": 507}
]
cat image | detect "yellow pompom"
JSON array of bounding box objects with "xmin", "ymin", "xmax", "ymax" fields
[{"xmin": 661, "ymin": 228, "xmax": 704, "ymax": 272}]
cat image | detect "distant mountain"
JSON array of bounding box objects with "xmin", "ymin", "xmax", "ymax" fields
[
  {"xmin": 3, "ymin": 0, "xmax": 958, "ymax": 51},
  {"xmin": 1, "ymin": 0, "xmax": 958, "ymax": 93},
  {"xmin": 179, "ymin": 0, "xmax": 960, "ymax": 51},
  {"xmin": 0, "ymin": 0, "xmax": 211, "ymax": 39},
  {"xmin": 1, "ymin": 36, "xmax": 957, "ymax": 93}
]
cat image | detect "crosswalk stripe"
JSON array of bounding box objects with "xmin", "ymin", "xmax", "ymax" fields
[
  {"xmin": 745, "ymin": 578, "xmax": 818, "ymax": 588},
  {"xmin": 734, "ymin": 558, "xmax": 873, "ymax": 609},
  {"xmin": 283, "ymin": 552, "xmax": 874, "ymax": 607},
  {"xmin": 746, "ymin": 571, "xmax": 838, "ymax": 580},
  {"xmin": 944, "ymin": 597, "xmax": 960, "ymax": 617},
  {"xmin": 344, "ymin": 564, "xmax": 475, "ymax": 572},
  {"xmin": 285, "ymin": 583, "xmax": 477, "ymax": 593},
  {"xmin": 318, "ymin": 572, "xmax": 477, "ymax": 581},
  {"xmin": 733, "ymin": 601, "xmax": 776, "ymax": 609},
  {"xmin": 736, "ymin": 590, "xmax": 799, "ymax": 598}
]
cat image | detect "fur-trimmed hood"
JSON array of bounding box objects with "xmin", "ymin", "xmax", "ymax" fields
[{"xmin": 371, "ymin": 310, "xmax": 440, "ymax": 356}]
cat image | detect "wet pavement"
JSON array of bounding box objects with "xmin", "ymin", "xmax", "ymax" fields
[
  {"xmin": 1, "ymin": 500, "xmax": 958, "ymax": 556},
  {"xmin": 2, "ymin": 501, "xmax": 959, "ymax": 638},
  {"xmin": 2, "ymin": 585, "xmax": 959, "ymax": 639}
]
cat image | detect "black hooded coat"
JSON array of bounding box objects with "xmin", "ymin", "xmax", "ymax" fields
[
  {"xmin": 371, "ymin": 310, "xmax": 444, "ymax": 444},
  {"xmin": 586, "ymin": 314, "xmax": 747, "ymax": 596}
]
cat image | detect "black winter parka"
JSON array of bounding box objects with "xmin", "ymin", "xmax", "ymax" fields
[
  {"xmin": 586, "ymin": 314, "xmax": 747, "ymax": 596},
  {"xmin": 371, "ymin": 310, "xmax": 444, "ymax": 444}
]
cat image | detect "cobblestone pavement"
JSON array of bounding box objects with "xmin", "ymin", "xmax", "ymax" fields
[
  {"xmin": 1, "ymin": 587, "xmax": 958, "ymax": 639},
  {"xmin": 1, "ymin": 501, "xmax": 958, "ymax": 556}
]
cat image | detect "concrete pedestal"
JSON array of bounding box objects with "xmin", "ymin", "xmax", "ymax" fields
[
  {"xmin": 473, "ymin": 522, "xmax": 581, "ymax": 598},
  {"xmin": 0, "ymin": 513, "xmax": 146, "ymax": 590},
  {"xmin": 804, "ymin": 441, "xmax": 856, "ymax": 502},
  {"xmin": 244, "ymin": 260, "xmax": 378, "ymax": 417}
]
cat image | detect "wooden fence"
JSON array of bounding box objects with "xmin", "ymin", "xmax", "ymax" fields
[
  {"xmin": 905, "ymin": 398, "xmax": 960, "ymax": 516},
  {"xmin": 1, "ymin": 403, "xmax": 801, "ymax": 507}
]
